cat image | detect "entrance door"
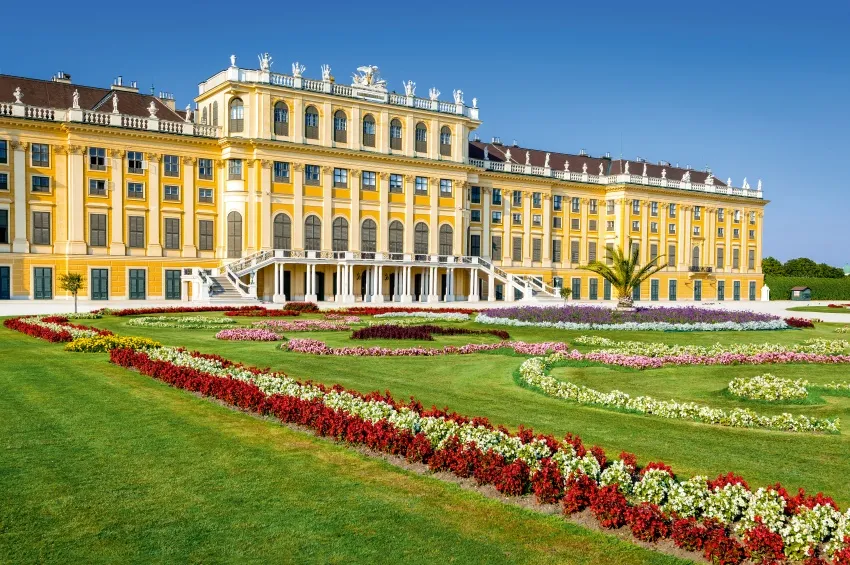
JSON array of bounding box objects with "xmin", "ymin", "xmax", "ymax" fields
[
  {"xmin": 165, "ymin": 270, "xmax": 181, "ymax": 300},
  {"xmin": 0, "ymin": 267, "xmax": 10, "ymax": 299},
  {"xmin": 283, "ymin": 270, "xmax": 291, "ymax": 300},
  {"xmin": 315, "ymin": 272, "xmax": 325, "ymax": 302},
  {"xmin": 389, "ymin": 273, "xmax": 396, "ymax": 299},
  {"xmin": 91, "ymin": 269, "xmax": 109, "ymax": 300},
  {"xmin": 332, "ymin": 272, "xmax": 337, "ymax": 297},
  {"xmin": 694, "ymin": 280, "xmax": 702, "ymax": 301},
  {"xmin": 129, "ymin": 269, "xmax": 146, "ymax": 300},
  {"xmin": 360, "ymin": 272, "xmax": 368, "ymax": 300},
  {"xmin": 414, "ymin": 273, "xmax": 423, "ymax": 301},
  {"xmin": 441, "ymin": 274, "xmax": 447, "ymax": 299}
]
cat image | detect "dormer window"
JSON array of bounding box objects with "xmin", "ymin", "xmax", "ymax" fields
[
  {"xmin": 273, "ymin": 102, "xmax": 289, "ymax": 136},
  {"xmin": 333, "ymin": 110, "xmax": 347, "ymax": 143},
  {"xmin": 229, "ymin": 98, "xmax": 244, "ymax": 133},
  {"xmin": 304, "ymin": 106, "xmax": 319, "ymax": 139}
]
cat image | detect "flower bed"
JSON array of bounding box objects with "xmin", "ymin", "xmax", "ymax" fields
[
  {"xmin": 104, "ymin": 344, "xmax": 850, "ymax": 563},
  {"xmin": 477, "ymin": 312, "xmax": 789, "ymax": 332},
  {"xmin": 484, "ymin": 305, "xmax": 782, "ymax": 325},
  {"xmin": 323, "ymin": 314, "xmax": 361, "ymax": 323},
  {"xmin": 101, "ymin": 305, "xmax": 261, "ymax": 317},
  {"xmin": 65, "ymin": 335, "xmax": 162, "ymax": 352},
  {"xmin": 225, "ymin": 309, "xmax": 301, "ymax": 317},
  {"xmin": 837, "ymin": 327, "xmax": 849, "ymax": 334},
  {"xmin": 574, "ymin": 335, "xmax": 850, "ymax": 358},
  {"xmin": 785, "ymin": 317, "xmax": 816, "ymax": 329},
  {"xmin": 284, "ymin": 338, "xmax": 567, "ymax": 357},
  {"xmin": 283, "ymin": 302, "xmax": 320, "ymax": 313},
  {"xmin": 518, "ymin": 354, "xmax": 838, "ymax": 434},
  {"xmin": 823, "ymin": 382, "xmax": 850, "ymax": 393},
  {"xmin": 564, "ymin": 349, "xmax": 850, "ymax": 370},
  {"xmin": 253, "ymin": 319, "xmax": 352, "ymax": 332},
  {"xmin": 335, "ymin": 306, "xmax": 476, "ymax": 316},
  {"xmin": 214, "ymin": 328, "xmax": 281, "ymax": 341},
  {"xmin": 728, "ymin": 375, "xmax": 809, "ymax": 402},
  {"xmin": 351, "ymin": 324, "xmax": 509, "ymax": 341},
  {"xmin": 127, "ymin": 316, "xmax": 236, "ymax": 329},
  {"xmin": 372, "ymin": 312, "xmax": 471, "ymax": 322},
  {"xmin": 3, "ymin": 316, "xmax": 111, "ymax": 342}
]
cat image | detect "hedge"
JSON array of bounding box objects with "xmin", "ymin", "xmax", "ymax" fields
[{"xmin": 765, "ymin": 275, "xmax": 850, "ymax": 300}]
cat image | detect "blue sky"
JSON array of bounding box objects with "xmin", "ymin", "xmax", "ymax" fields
[{"xmin": 2, "ymin": 0, "xmax": 847, "ymax": 266}]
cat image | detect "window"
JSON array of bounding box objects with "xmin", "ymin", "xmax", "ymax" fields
[
  {"xmin": 164, "ymin": 217, "xmax": 180, "ymax": 249},
  {"xmin": 630, "ymin": 241, "xmax": 640, "ymax": 260},
  {"xmin": 415, "ymin": 176, "xmax": 428, "ymax": 195},
  {"xmin": 273, "ymin": 102, "xmax": 289, "ymax": 136},
  {"xmin": 0, "ymin": 173, "xmax": 7, "ymax": 191},
  {"xmin": 606, "ymin": 200, "xmax": 615, "ymax": 214},
  {"xmin": 570, "ymin": 218, "xmax": 580, "ymax": 230},
  {"xmin": 553, "ymin": 195, "xmax": 562, "ymax": 211},
  {"xmin": 512, "ymin": 236, "xmax": 522, "ymax": 261},
  {"xmin": 389, "ymin": 174, "xmax": 403, "ymax": 193},
  {"xmin": 198, "ymin": 158, "xmax": 213, "ymax": 180},
  {"xmin": 748, "ymin": 249, "xmax": 756, "ymax": 270},
  {"xmin": 553, "ymin": 217, "xmax": 562, "ymax": 229},
  {"xmin": 532, "ymin": 238, "xmax": 541, "ymax": 261},
  {"xmin": 632, "ymin": 199, "xmax": 640, "ymax": 214},
  {"xmin": 199, "ymin": 188, "xmax": 213, "ymax": 203},
  {"xmin": 749, "ymin": 212, "xmax": 756, "ymax": 225},
  {"xmin": 387, "ymin": 220, "xmax": 402, "ymax": 253},
  {"xmin": 333, "ymin": 168, "xmax": 348, "ymax": 188},
  {"xmin": 0, "ymin": 209, "xmax": 7, "ymax": 243},
  {"xmin": 717, "ymin": 247, "xmax": 725, "ymax": 268},
  {"xmin": 631, "ymin": 220, "xmax": 640, "ymax": 232},
  {"xmin": 164, "ymin": 185, "xmax": 179, "ymax": 201},
  {"xmin": 717, "ymin": 208, "xmax": 725, "ymax": 221},
  {"xmin": 32, "ymin": 211, "xmax": 51, "ymax": 244},
  {"xmin": 668, "ymin": 244, "xmax": 676, "ymax": 267},
  {"xmin": 362, "ymin": 219, "xmax": 378, "ymax": 253},
  {"xmin": 513, "ymin": 191, "xmax": 522, "ymax": 207},
  {"xmin": 89, "ymin": 147, "xmax": 106, "ymax": 170},
  {"xmin": 89, "ymin": 179, "xmax": 106, "ymax": 196},
  {"xmin": 650, "ymin": 201, "xmax": 658, "ymax": 216},
  {"xmin": 332, "ymin": 217, "xmax": 349, "ymax": 252},
  {"xmin": 668, "ymin": 223, "xmax": 676, "ymax": 234},
  {"xmin": 570, "ymin": 240, "xmax": 579, "ymax": 263},
  {"xmin": 691, "ymin": 246, "xmax": 700, "ymax": 268},
  {"xmin": 390, "ymin": 119, "xmax": 402, "ymax": 150},
  {"xmin": 734, "ymin": 209, "xmax": 741, "ymax": 223},
  {"xmin": 749, "ymin": 281, "xmax": 757, "ymax": 300},
  {"xmin": 362, "ymin": 115, "xmax": 376, "ymax": 147},
  {"xmin": 273, "ymin": 161, "xmax": 290, "ymax": 182},
  {"xmin": 0, "ymin": 140, "xmax": 6, "ymax": 164},
  {"xmin": 606, "ymin": 220, "xmax": 614, "ymax": 231},
  {"xmin": 362, "ymin": 171, "xmax": 376, "ymax": 189},
  {"xmin": 669, "ymin": 203, "xmax": 677, "ymax": 218},
  {"xmin": 212, "ymin": 101, "xmax": 219, "ymax": 126},
  {"xmin": 512, "ymin": 213, "xmax": 522, "ymax": 225},
  {"xmin": 415, "ymin": 123, "xmax": 427, "ymax": 152},
  {"xmin": 532, "ymin": 214, "xmax": 542, "ymax": 226},
  {"xmin": 571, "ymin": 197, "xmax": 580, "ymax": 213},
  {"xmin": 333, "ymin": 110, "xmax": 347, "ymax": 143},
  {"xmin": 471, "ymin": 186, "xmax": 481, "ymax": 203},
  {"xmin": 733, "ymin": 248, "xmax": 740, "ymax": 269},
  {"xmin": 589, "ymin": 199, "xmax": 598, "ymax": 214},
  {"xmin": 439, "ymin": 126, "xmax": 451, "ymax": 157},
  {"xmin": 733, "ymin": 280, "xmax": 741, "ymax": 301},
  {"xmin": 304, "ymin": 216, "xmax": 321, "ymax": 251},
  {"xmin": 492, "ymin": 188, "xmax": 502, "ymax": 206},
  {"xmin": 694, "ymin": 206, "xmax": 701, "ymax": 220},
  {"xmin": 129, "ymin": 269, "xmax": 146, "ymax": 300},
  {"xmin": 31, "ymin": 144, "xmax": 49, "ymax": 167},
  {"xmin": 650, "ymin": 221, "xmax": 658, "ymax": 233},
  {"xmin": 34, "ymin": 267, "xmax": 52, "ymax": 299},
  {"xmin": 89, "ymin": 213, "xmax": 107, "ymax": 247},
  {"xmin": 733, "ymin": 228, "xmax": 740, "ymax": 238},
  {"xmin": 749, "ymin": 230, "xmax": 755, "ymax": 239},
  {"xmin": 693, "ymin": 226, "xmax": 701, "ymax": 236},
  {"xmin": 492, "ymin": 211, "xmax": 502, "ymax": 224},
  {"xmin": 571, "ymin": 278, "xmax": 581, "ymax": 301},
  {"xmin": 128, "ymin": 216, "xmax": 145, "ymax": 248},
  {"xmin": 164, "ymin": 155, "xmax": 179, "ymax": 177},
  {"xmin": 470, "ymin": 234, "xmax": 480, "ymax": 257},
  {"xmin": 305, "ymin": 165, "xmax": 320, "ymax": 186},
  {"xmin": 606, "ymin": 243, "xmax": 615, "ymax": 265},
  {"xmin": 414, "ymin": 223, "xmax": 429, "ymax": 254},
  {"xmin": 439, "ymin": 225, "xmax": 453, "ymax": 255},
  {"xmin": 532, "ymin": 192, "xmax": 542, "ymax": 208},
  {"xmin": 650, "ymin": 243, "xmax": 658, "ymax": 262},
  {"xmin": 588, "ymin": 241, "xmax": 597, "ymax": 262},
  {"xmin": 718, "ymin": 227, "xmax": 725, "ymax": 237},
  {"xmin": 31, "ymin": 176, "xmax": 50, "ymax": 193},
  {"xmin": 229, "ymin": 98, "xmax": 244, "ymax": 133},
  {"xmin": 199, "ymin": 219, "xmax": 214, "ymax": 251},
  {"xmin": 552, "ymin": 239, "xmax": 562, "ymax": 262},
  {"xmin": 127, "ymin": 182, "xmax": 144, "ymax": 199},
  {"xmin": 128, "ymin": 151, "xmax": 144, "ymax": 174},
  {"xmin": 439, "ymin": 179, "xmax": 452, "ymax": 196},
  {"xmin": 669, "ymin": 280, "xmax": 677, "ymax": 301},
  {"xmin": 590, "ymin": 278, "xmax": 599, "ymax": 300},
  {"xmin": 305, "ymin": 106, "xmax": 319, "ymax": 139},
  {"xmin": 718, "ymin": 281, "xmax": 725, "ymax": 301},
  {"xmin": 273, "ymin": 214, "xmax": 291, "ymax": 250},
  {"xmin": 228, "ymin": 159, "xmax": 242, "ymax": 180},
  {"xmin": 492, "ymin": 236, "xmax": 502, "ymax": 260},
  {"xmin": 588, "ymin": 219, "xmax": 597, "ymax": 231},
  {"xmin": 471, "ymin": 210, "xmax": 481, "ymax": 222}
]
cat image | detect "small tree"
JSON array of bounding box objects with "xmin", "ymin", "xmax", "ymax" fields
[
  {"xmin": 580, "ymin": 243, "xmax": 665, "ymax": 309},
  {"xmin": 58, "ymin": 272, "xmax": 85, "ymax": 313},
  {"xmin": 559, "ymin": 286, "xmax": 572, "ymax": 303}
]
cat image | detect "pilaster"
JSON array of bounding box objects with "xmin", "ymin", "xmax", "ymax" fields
[
  {"xmin": 11, "ymin": 141, "xmax": 29, "ymax": 252},
  {"xmin": 321, "ymin": 165, "xmax": 332, "ymax": 250},
  {"xmin": 378, "ymin": 172, "xmax": 389, "ymax": 253},
  {"xmin": 350, "ymin": 170, "xmax": 362, "ymax": 251},
  {"xmin": 403, "ymin": 175, "xmax": 414, "ymax": 253},
  {"xmin": 109, "ymin": 150, "xmax": 126, "ymax": 255},
  {"xmin": 146, "ymin": 153, "xmax": 162, "ymax": 255},
  {"xmin": 64, "ymin": 145, "xmax": 87, "ymax": 254},
  {"xmin": 182, "ymin": 156, "xmax": 197, "ymax": 256},
  {"xmin": 482, "ymin": 187, "xmax": 491, "ymax": 258},
  {"xmin": 259, "ymin": 160, "xmax": 272, "ymax": 250},
  {"xmin": 542, "ymin": 193, "xmax": 551, "ymax": 264},
  {"xmin": 292, "ymin": 163, "xmax": 304, "ymax": 249},
  {"xmin": 246, "ymin": 159, "xmax": 257, "ymax": 253},
  {"xmin": 429, "ymin": 177, "xmax": 438, "ymax": 253}
]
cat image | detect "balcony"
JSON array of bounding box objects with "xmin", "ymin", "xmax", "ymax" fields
[{"xmin": 689, "ymin": 266, "xmax": 713, "ymax": 276}]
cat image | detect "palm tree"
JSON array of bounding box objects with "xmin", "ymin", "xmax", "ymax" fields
[{"xmin": 580, "ymin": 243, "xmax": 666, "ymax": 309}]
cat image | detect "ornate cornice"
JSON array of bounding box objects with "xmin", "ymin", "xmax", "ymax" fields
[
  {"xmin": 54, "ymin": 145, "xmax": 68, "ymax": 155},
  {"xmin": 109, "ymin": 149, "xmax": 125, "ymax": 158},
  {"xmin": 145, "ymin": 152, "xmax": 161, "ymax": 162},
  {"xmin": 68, "ymin": 145, "xmax": 85, "ymax": 155},
  {"xmin": 259, "ymin": 159, "xmax": 272, "ymax": 169},
  {"xmin": 183, "ymin": 156, "xmax": 198, "ymax": 166}
]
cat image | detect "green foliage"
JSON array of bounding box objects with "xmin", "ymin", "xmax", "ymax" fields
[
  {"xmin": 761, "ymin": 256, "xmax": 784, "ymax": 276},
  {"xmin": 762, "ymin": 257, "xmax": 845, "ymax": 279},
  {"xmin": 559, "ymin": 286, "xmax": 572, "ymax": 303},
  {"xmin": 581, "ymin": 242, "xmax": 666, "ymax": 307},
  {"xmin": 58, "ymin": 272, "xmax": 86, "ymax": 313},
  {"xmin": 765, "ymin": 275, "xmax": 850, "ymax": 300}
]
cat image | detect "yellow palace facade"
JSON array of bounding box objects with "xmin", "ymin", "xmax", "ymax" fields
[{"xmin": 0, "ymin": 56, "xmax": 767, "ymax": 303}]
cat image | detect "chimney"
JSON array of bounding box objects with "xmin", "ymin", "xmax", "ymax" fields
[
  {"xmin": 604, "ymin": 151, "xmax": 611, "ymax": 159},
  {"xmin": 491, "ymin": 136, "xmax": 502, "ymax": 145},
  {"xmin": 579, "ymin": 148, "xmax": 587, "ymax": 156},
  {"xmin": 158, "ymin": 91, "xmax": 176, "ymax": 111},
  {"xmin": 52, "ymin": 71, "xmax": 72, "ymax": 84},
  {"xmin": 512, "ymin": 139, "xmax": 518, "ymax": 147},
  {"xmin": 111, "ymin": 76, "xmax": 139, "ymax": 93}
]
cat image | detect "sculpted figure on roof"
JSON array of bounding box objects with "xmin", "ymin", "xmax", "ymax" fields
[
  {"xmin": 525, "ymin": 151, "xmax": 530, "ymax": 166},
  {"xmin": 258, "ymin": 53, "xmax": 273, "ymax": 72},
  {"xmin": 544, "ymin": 153, "xmax": 550, "ymax": 168}
]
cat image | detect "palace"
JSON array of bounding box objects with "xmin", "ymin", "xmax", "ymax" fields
[{"xmin": 0, "ymin": 56, "xmax": 767, "ymax": 304}]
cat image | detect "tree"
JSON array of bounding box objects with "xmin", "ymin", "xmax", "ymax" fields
[
  {"xmin": 580, "ymin": 243, "xmax": 666, "ymax": 309},
  {"xmin": 559, "ymin": 286, "xmax": 572, "ymax": 303},
  {"xmin": 783, "ymin": 257, "xmax": 822, "ymax": 278},
  {"xmin": 761, "ymin": 256, "xmax": 784, "ymax": 277},
  {"xmin": 58, "ymin": 272, "xmax": 85, "ymax": 314}
]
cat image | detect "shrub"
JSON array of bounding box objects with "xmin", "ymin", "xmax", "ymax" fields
[
  {"xmin": 283, "ymin": 302, "xmax": 320, "ymax": 313},
  {"xmin": 65, "ymin": 335, "xmax": 161, "ymax": 352},
  {"xmin": 765, "ymin": 275, "xmax": 850, "ymax": 301},
  {"xmin": 337, "ymin": 306, "xmax": 476, "ymax": 316},
  {"xmin": 106, "ymin": 305, "xmax": 261, "ymax": 317}
]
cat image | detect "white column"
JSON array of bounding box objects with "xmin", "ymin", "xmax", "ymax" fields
[
  {"xmin": 11, "ymin": 142, "xmax": 29, "ymax": 252},
  {"xmin": 273, "ymin": 262, "xmax": 283, "ymax": 303},
  {"xmin": 146, "ymin": 153, "xmax": 162, "ymax": 255},
  {"xmin": 427, "ymin": 266, "xmax": 437, "ymax": 303},
  {"xmin": 446, "ymin": 268, "xmax": 455, "ymax": 301},
  {"xmin": 469, "ymin": 268, "xmax": 480, "ymax": 302},
  {"xmin": 336, "ymin": 263, "xmax": 342, "ymax": 301},
  {"xmin": 488, "ymin": 272, "xmax": 496, "ymax": 302},
  {"xmin": 372, "ymin": 264, "xmax": 384, "ymax": 303},
  {"xmin": 401, "ymin": 266, "xmax": 412, "ymax": 303},
  {"xmin": 348, "ymin": 265, "xmax": 355, "ymax": 302},
  {"xmin": 109, "ymin": 149, "xmax": 125, "ymax": 255},
  {"xmin": 305, "ymin": 264, "xmax": 317, "ymax": 301}
]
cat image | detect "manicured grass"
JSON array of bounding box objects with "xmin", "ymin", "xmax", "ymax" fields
[
  {"xmin": 79, "ymin": 313, "xmax": 850, "ymax": 507},
  {"xmin": 788, "ymin": 305, "xmax": 850, "ymax": 314},
  {"xmin": 0, "ymin": 327, "xmax": 687, "ymax": 564}
]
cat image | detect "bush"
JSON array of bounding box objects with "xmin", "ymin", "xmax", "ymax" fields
[
  {"xmin": 65, "ymin": 335, "xmax": 161, "ymax": 352},
  {"xmin": 765, "ymin": 276, "xmax": 850, "ymax": 300},
  {"xmin": 283, "ymin": 302, "xmax": 320, "ymax": 313}
]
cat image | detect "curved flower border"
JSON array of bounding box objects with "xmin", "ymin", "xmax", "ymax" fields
[
  {"xmin": 728, "ymin": 374, "xmax": 809, "ymax": 402},
  {"xmin": 476, "ymin": 313, "xmax": 790, "ymax": 332},
  {"xmin": 282, "ymin": 338, "xmax": 570, "ymax": 357}
]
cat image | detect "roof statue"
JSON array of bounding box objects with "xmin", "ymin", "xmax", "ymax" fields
[
  {"xmin": 472, "ymin": 97, "xmax": 477, "ymax": 108},
  {"xmin": 292, "ymin": 62, "xmax": 306, "ymax": 78},
  {"xmin": 598, "ymin": 162, "xmax": 604, "ymax": 175},
  {"xmin": 13, "ymin": 87, "xmax": 22, "ymax": 104},
  {"xmin": 727, "ymin": 177, "xmax": 733, "ymax": 187},
  {"xmin": 184, "ymin": 105, "xmax": 192, "ymax": 123},
  {"xmin": 321, "ymin": 64, "xmax": 332, "ymax": 82},
  {"xmin": 258, "ymin": 53, "xmax": 273, "ymax": 72},
  {"xmin": 352, "ymin": 65, "xmax": 386, "ymax": 90},
  {"xmin": 147, "ymin": 101, "xmax": 158, "ymax": 118},
  {"xmin": 682, "ymin": 170, "xmax": 691, "ymax": 182},
  {"xmin": 757, "ymin": 179, "xmax": 763, "ymax": 191},
  {"xmin": 642, "ymin": 162, "xmax": 647, "ymax": 177},
  {"xmin": 525, "ymin": 151, "xmax": 530, "ymax": 166},
  {"xmin": 112, "ymin": 93, "xmax": 119, "ymax": 114},
  {"xmin": 661, "ymin": 168, "xmax": 667, "ymax": 179},
  {"xmin": 483, "ymin": 147, "xmax": 489, "ymax": 160},
  {"xmin": 230, "ymin": 54, "xmax": 237, "ymax": 67},
  {"xmin": 624, "ymin": 161, "xmax": 630, "ymax": 175},
  {"xmin": 705, "ymin": 173, "xmax": 714, "ymax": 185},
  {"xmin": 564, "ymin": 160, "xmax": 569, "ymax": 172},
  {"xmin": 582, "ymin": 162, "xmax": 588, "ymax": 174},
  {"xmin": 428, "ymin": 87, "xmax": 440, "ymax": 101},
  {"xmin": 505, "ymin": 148, "xmax": 512, "ymax": 162},
  {"xmin": 72, "ymin": 90, "xmax": 80, "ymax": 110},
  {"xmin": 402, "ymin": 80, "xmax": 416, "ymax": 97},
  {"xmin": 453, "ymin": 89, "xmax": 464, "ymax": 105},
  {"xmin": 742, "ymin": 177, "xmax": 750, "ymax": 190},
  {"xmin": 544, "ymin": 152, "xmax": 551, "ymax": 168}
]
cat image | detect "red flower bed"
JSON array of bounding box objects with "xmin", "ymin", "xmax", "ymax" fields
[
  {"xmin": 283, "ymin": 302, "xmax": 320, "ymax": 313},
  {"xmin": 225, "ymin": 309, "xmax": 301, "ymax": 317},
  {"xmin": 590, "ymin": 484, "xmax": 629, "ymax": 528},
  {"xmin": 742, "ymin": 519, "xmax": 785, "ymax": 565},
  {"xmin": 351, "ymin": 324, "xmax": 509, "ymax": 341},
  {"xmin": 105, "ymin": 305, "xmax": 262, "ymax": 317},
  {"xmin": 627, "ymin": 503, "xmax": 671, "ymax": 542},
  {"xmin": 784, "ymin": 317, "xmax": 815, "ymax": 329},
  {"xmin": 336, "ymin": 306, "xmax": 476, "ymax": 316},
  {"xmin": 3, "ymin": 317, "xmax": 112, "ymax": 342}
]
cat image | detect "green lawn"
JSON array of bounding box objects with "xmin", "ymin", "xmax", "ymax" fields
[
  {"xmin": 788, "ymin": 305, "xmax": 850, "ymax": 314},
  {"xmin": 0, "ymin": 327, "xmax": 687, "ymax": 564}
]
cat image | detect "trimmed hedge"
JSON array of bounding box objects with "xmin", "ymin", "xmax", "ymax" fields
[{"xmin": 765, "ymin": 276, "xmax": 850, "ymax": 300}]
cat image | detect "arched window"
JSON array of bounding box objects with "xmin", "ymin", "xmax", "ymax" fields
[
  {"xmin": 229, "ymin": 98, "xmax": 244, "ymax": 133},
  {"xmin": 227, "ymin": 211, "xmax": 242, "ymax": 258},
  {"xmin": 305, "ymin": 106, "xmax": 319, "ymax": 139},
  {"xmin": 332, "ymin": 217, "xmax": 349, "ymax": 252},
  {"xmin": 304, "ymin": 215, "xmax": 321, "ymax": 251},
  {"xmin": 362, "ymin": 114, "xmax": 376, "ymax": 147},
  {"xmin": 212, "ymin": 101, "xmax": 219, "ymax": 127},
  {"xmin": 201, "ymin": 107, "xmax": 208, "ymax": 125},
  {"xmin": 273, "ymin": 102, "xmax": 289, "ymax": 136},
  {"xmin": 333, "ymin": 110, "xmax": 347, "ymax": 143},
  {"xmin": 390, "ymin": 119, "xmax": 402, "ymax": 150},
  {"xmin": 439, "ymin": 225, "xmax": 453, "ymax": 256},
  {"xmin": 415, "ymin": 122, "xmax": 427, "ymax": 153},
  {"xmin": 414, "ymin": 223, "xmax": 429, "ymax": 255},
  {"xmin": 388, "ymin": 221, "xmax": 403, "ymax": 254},
  {"xmin": 439, "ymin": 126, "xmax": 452, "ymax": 157},
  {"xmin": 273, "ymin": 214, "xmax": 291, "ymax": 250},
  {"xmin": 361, "ymin": 219, "xmax": 377, "ymax": 254},
  {"xmin": 692, "ymin": 246, "xmax": 700, "ymax": 268}
]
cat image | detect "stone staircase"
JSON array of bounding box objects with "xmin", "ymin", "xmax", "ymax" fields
[{"xmin": 207, "ymin": 275, "xmax": 260, "ymax": 303}]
